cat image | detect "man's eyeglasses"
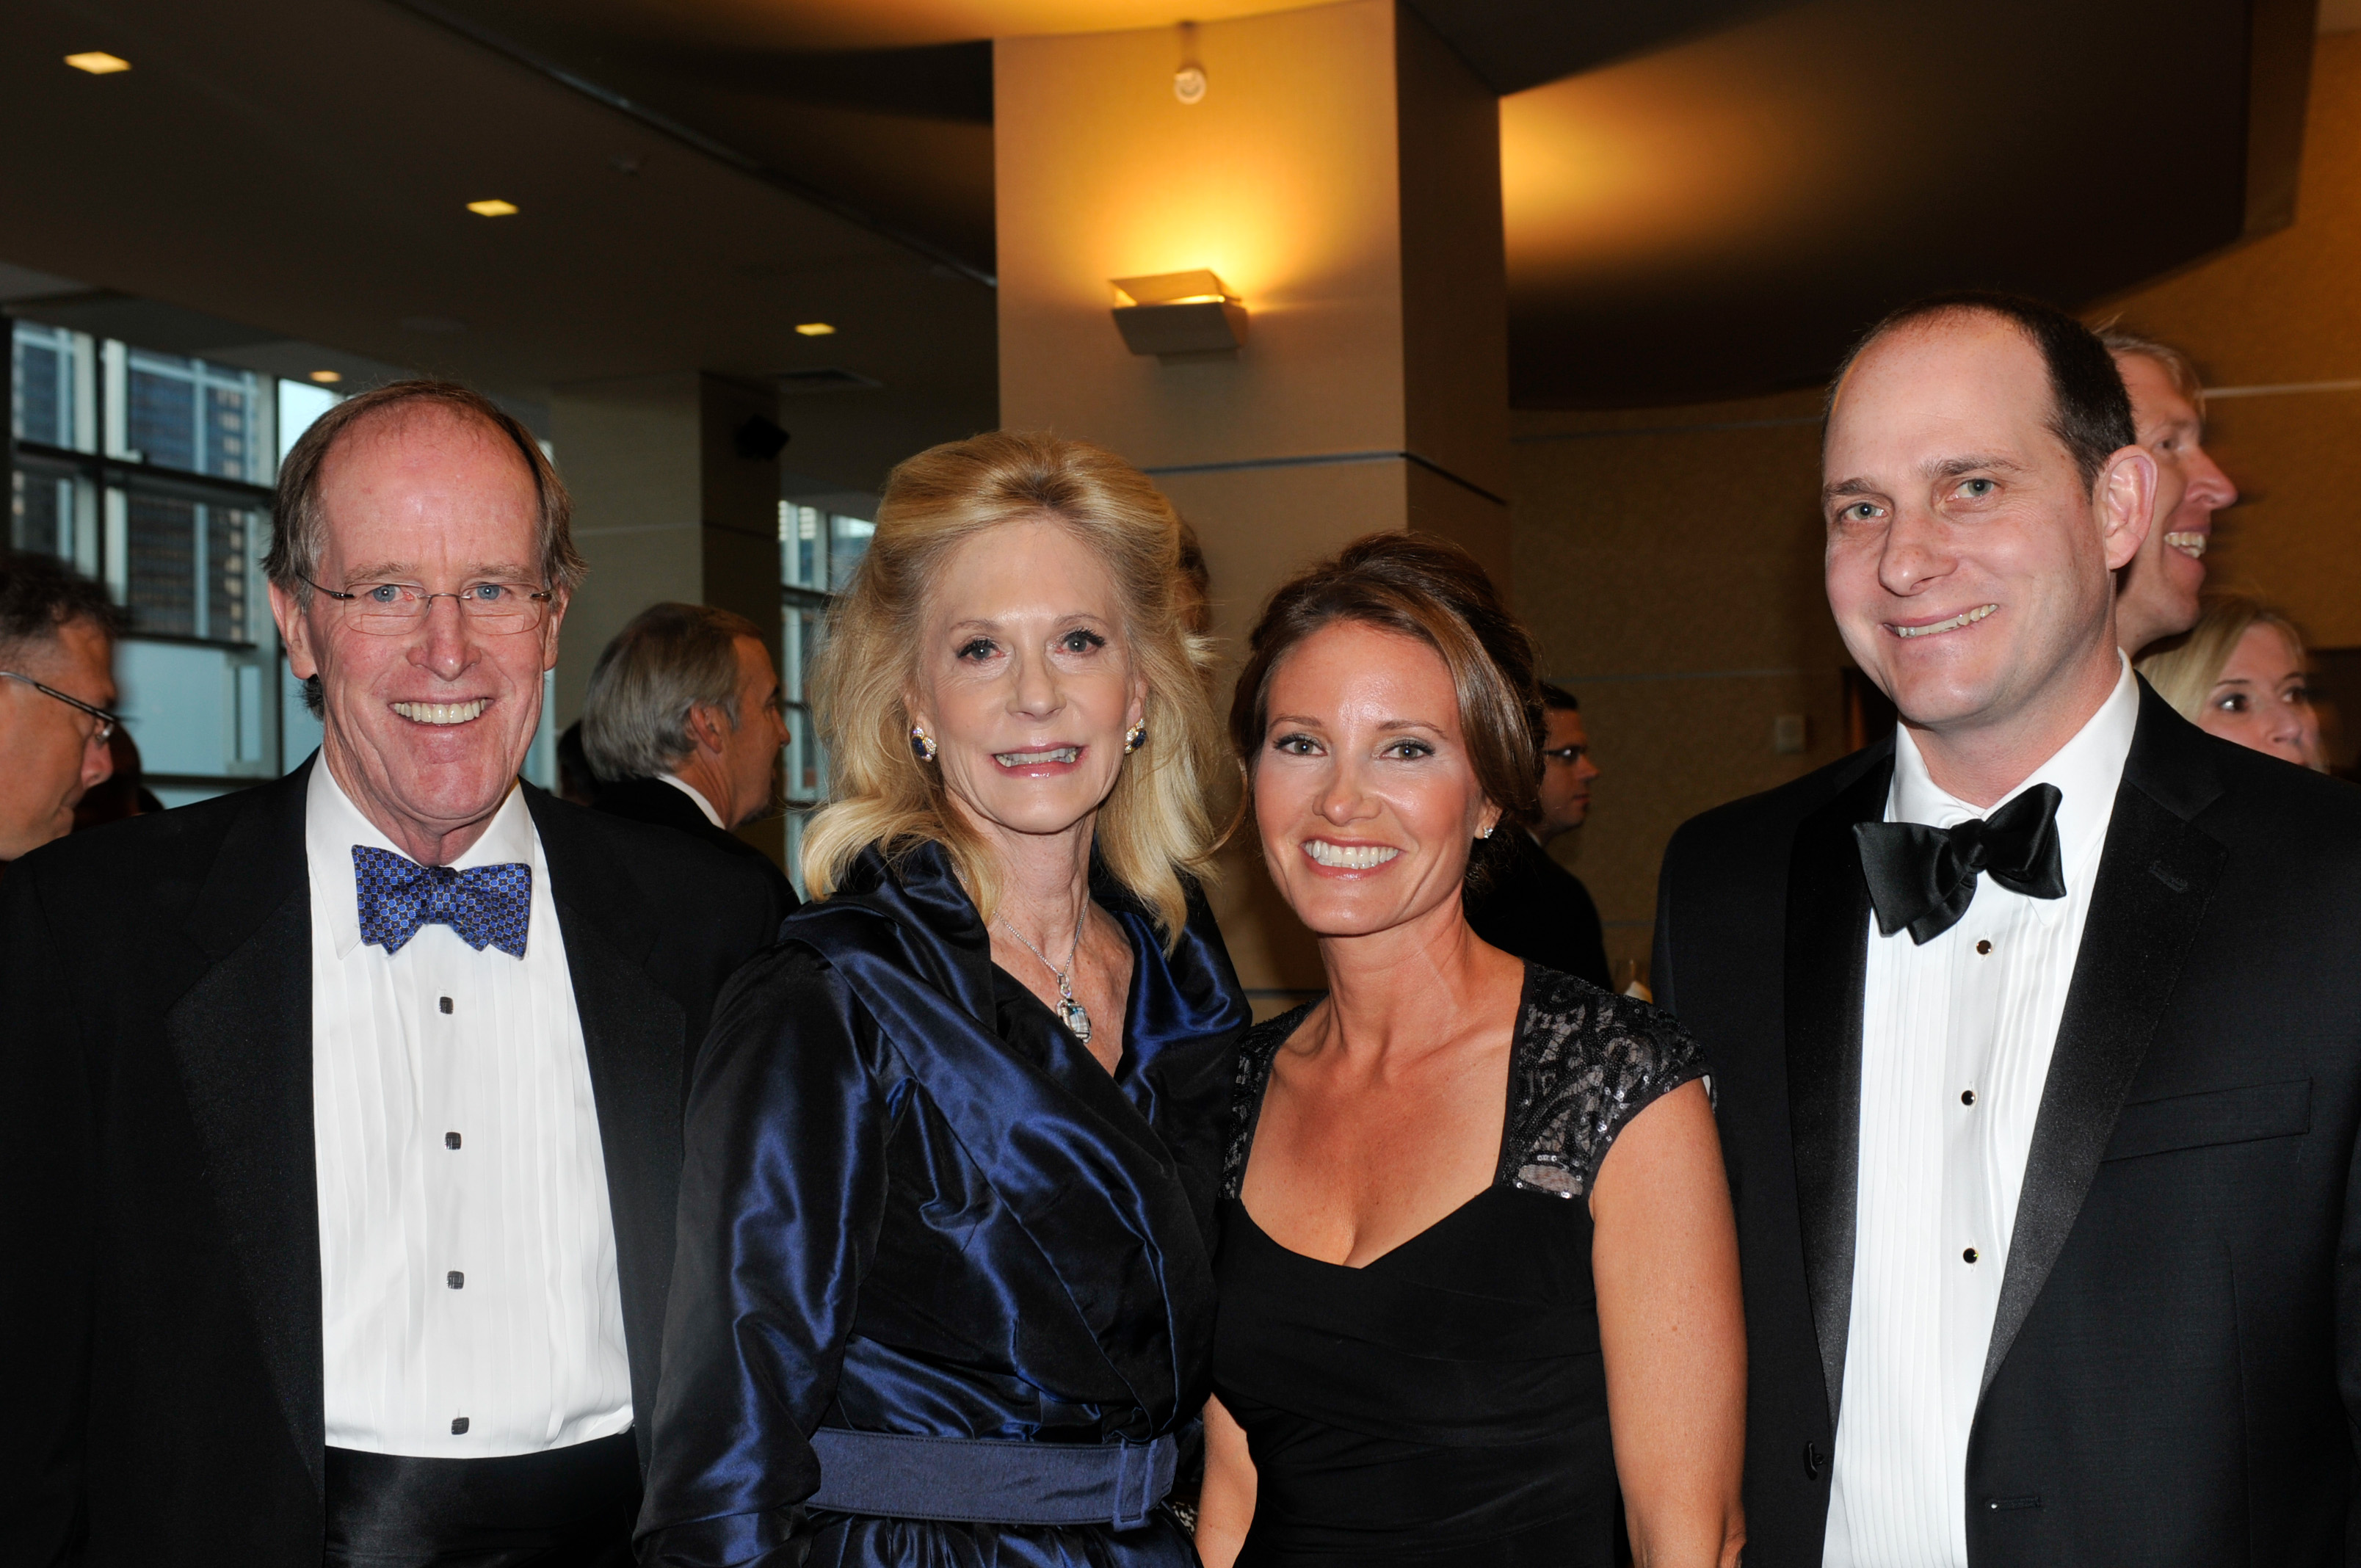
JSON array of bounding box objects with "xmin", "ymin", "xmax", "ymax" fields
[
  {"xmin": 302, "ymin": 576, "xmax": 555, "ymax": 636},
  {"xmin": 1, "ymin": 670, "xmax": 121, "ymax": 747},
  {"xmin": 1541, "ymin": 744, "xmax": 1588, "ymax": 766}
]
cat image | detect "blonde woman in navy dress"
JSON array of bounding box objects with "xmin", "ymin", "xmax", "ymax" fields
[{"xmin": 637, "ymin": 432, "xmax": 1247, "ymax": 1566}]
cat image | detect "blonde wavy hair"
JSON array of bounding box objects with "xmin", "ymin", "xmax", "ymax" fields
[
  {"xmin": 2136, "ymin": 591, "xmax": 2309, "ymax": 724},
  {"xmin": 798, "ymin": 431, "xmax": 1224, "ymax": 943}
]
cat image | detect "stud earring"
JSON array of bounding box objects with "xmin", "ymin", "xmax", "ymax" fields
[
  {"xmin": 910, "ymin": 725, "xmax": 938, "ymax": 763},
  {"xmin": 1479, "ymin": 824, "xmax": 1495, "ymax": 840},
  {"xmin": 1123, "ymin": 722, "xmax": 1147, "ymax": 755}
]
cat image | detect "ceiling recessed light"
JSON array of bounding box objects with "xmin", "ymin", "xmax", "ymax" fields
[
  {"xmin": 466, "ymin": 199, "xmax": 519, "ymax": 217},
  {"xmin": 308, "ymin": 370, "xmax": 343, "ymax": 384},
  {"xmin": 794, "ymin": 322, "xmax": 835, "ymax": 336},
  {"xmin": 65, "ymin": 52, "xmax": 131, "ymax": 74}
]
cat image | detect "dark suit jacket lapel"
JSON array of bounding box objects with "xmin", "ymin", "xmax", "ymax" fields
[
  {"xmin": 1785, "ymin": 744, "xmax": 1894, "ymax": 1429},
  {"xmin": 163, "ymin": 764, "xmax": 324, "ymax": 1492},
  {"xmin": 1981, "ymin": 686, "xmax": 2226, "ymax": 1394},
  {"xmin": 529, "ymin": 788, "xmax": 685, "ymax": 1470}
]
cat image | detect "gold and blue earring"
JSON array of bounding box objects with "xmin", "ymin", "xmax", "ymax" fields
[
  {"xmin": 1123, "ymin": 722, "xmax": 1147, "ymax": 755},
  {"xmin": 910, "ymin": 725, "xmax": 938, "ymax": 763}
]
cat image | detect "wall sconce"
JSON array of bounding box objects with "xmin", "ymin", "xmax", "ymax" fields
[{"xmin": 1111, "ymin": 270, "xmax": 1247, "ymax": 361}]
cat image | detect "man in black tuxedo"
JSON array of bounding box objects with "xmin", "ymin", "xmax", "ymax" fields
[
  {"xmin": 1466, "ymin": 683, "xmax": 1612, "ymax": 987},
  {"xmin": 580, "ymin": 600, "xmax": 799, "ymax": 916},
  {"xmin": 0, "ymin": 382, "xmax": 786, "ymax": 1567},
  {"xmin": 1654, "ymin": 294, "xmax": 2361, "ymax": 1565}
]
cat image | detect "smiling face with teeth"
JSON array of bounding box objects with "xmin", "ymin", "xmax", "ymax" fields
[
  {"xmin": 1254, "ymin": 621, "xmax": 1501, "ymax": 943},
  {"xmin": 269, "ymin": 407, "xmax": 565, "ymax": 865},
  {"xmin": 2111, "ymin": 350, "xmax": 2238, "ymax": 657},
  {"xmin": 906, "ymin": 517, "xmax": 1146, "ymax": 852},
  {"xmin": 1824, "ymin": 311, "xmax": 2152, "ymax": 802}
]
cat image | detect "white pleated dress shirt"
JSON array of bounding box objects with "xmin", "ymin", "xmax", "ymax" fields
[
  {"xmin": 306, "ymin": 761, "xmax": 633, "ymax": 1456},
  {"xmin": 1823, "ymin": 659, "xmax": 2139, "ymax": 1567}
]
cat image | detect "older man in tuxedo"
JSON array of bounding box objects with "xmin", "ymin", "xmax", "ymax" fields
[
  {"xmin": 1655, "ymin": 294, "xmax": 2361, "ymax": 1565},
  {"xmin": 0, "ymin": 382, "xmax": 787, "ymax": 1566}
]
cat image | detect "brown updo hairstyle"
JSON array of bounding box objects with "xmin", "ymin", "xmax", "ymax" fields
[{"xmin": 1229, "ymin": 533, "xmax": 1544, "ymax": 881}]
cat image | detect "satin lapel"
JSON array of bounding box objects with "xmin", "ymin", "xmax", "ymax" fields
[
  {"xmin": 1785, "ymin": 748, "xmax": 1892, "ymax": 1429},
  {"xmin": 164, "ymin": 767, "xmax": 324, "ymax": 1492},
  {"xmin": 529, "ymin": 790, "xmax": 683, "ymax": 1467},
  {"xmin": 1981, "ymin": 697, "xmax": 2225, "ymax": 1395}
]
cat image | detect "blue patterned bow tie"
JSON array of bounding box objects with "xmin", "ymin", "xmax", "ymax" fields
[{"xmin": 352, "ymin": 845, "xmax": 532, "ymax": 958}]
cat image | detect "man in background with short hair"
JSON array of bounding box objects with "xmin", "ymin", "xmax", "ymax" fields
[
  {"xmin": 1465, "ymin": 682, "xmax": 1612, "ymax": 988},
  {"xmin": 579, "ymin": 600, "xmax": 799, "ymax": 915},
  {"xmin": 2100, "ymin": 327, "xmax": 2238, "ymax": 658},
  {"xmin": 0, "ymin": 548, "xmax": 121, "ymax": 870}
]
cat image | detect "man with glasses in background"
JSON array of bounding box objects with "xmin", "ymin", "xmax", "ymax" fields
[
  {"xmin": 0, "ymin": 548, "xmax": 122, "ymax": 871},
  {"xmin": 1466, "ymin": 681, "xmax": 1614, "ymax": 989},
  {"xmin": 0, "ymin": 382, "xmax": 783, "ymax": 1567}
]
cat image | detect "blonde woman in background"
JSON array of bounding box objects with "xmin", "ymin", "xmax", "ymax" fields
[
  {"xmin": 636, "ymin": 432, "xmax": 1249, "ymax": 1567},
  {"xmin": 2136, "ymin": 592, "xmax": 2326, "ymax": 771}
]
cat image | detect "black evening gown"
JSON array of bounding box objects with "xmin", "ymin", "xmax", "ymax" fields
[
  {"xmin": 1212, "ymin": 965, "xmax": 1708, "ymax": 1566},
  {"xmin": 637, "ymin": 841, "xmax": 1248, "ymax": 1567}
]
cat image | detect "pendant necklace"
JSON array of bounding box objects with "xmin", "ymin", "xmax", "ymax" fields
[{"xmin": 1000, "ymin": 901, "xmax": 1093, "ymax": 1045}]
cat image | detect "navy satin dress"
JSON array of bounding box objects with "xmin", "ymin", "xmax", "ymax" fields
[{"xmin": 637, "ymin": 841, "xmax": 1248, "ymax": 1567}]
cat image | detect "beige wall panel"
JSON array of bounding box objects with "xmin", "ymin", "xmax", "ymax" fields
[
  {"xmin": 551, "ymin": 523, "xmax": 699, "ymax": 727},
  {"xmin": 995, "ymin": 1, "xmax": 1410, "ymax": 467},
  {"xmin": 1547, "ymin": 670, "xmax": 1846, "ymax": 981},
  {"xmin": 2194, "ymin": 391, "xmax": 2361, "ymax": 647},
  {"xmin": 1156, "ymin": 459, "xmax": 1410, "ymax": 651},
  {"xmin": 549, "ymin": 372, "xmax": 703, "ymax": 724},
  {"xmin": 1404, "ymin": 463, "xmax": 1511, "ymax": 594},
  {"xmin": 1393, "ymin": 4, "xmax": 1511, "ymax": 500},
  {"xmin": 1509, "ymin": 392, "xmax": 1843, "ymax": 973}
]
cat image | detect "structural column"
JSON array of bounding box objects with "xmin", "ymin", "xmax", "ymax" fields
[
  {"xmin": 548, "ymin": 371, "xmax": 786, "ymax": 864},
  {"xmin": 996, "ymin": 0, "xmax": 1511, "ymax": 1002}
]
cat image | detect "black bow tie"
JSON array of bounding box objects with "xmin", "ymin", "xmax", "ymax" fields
[{"xmin": 1853, "ymin": 783, "xmax": 2067, "ymax": 945}]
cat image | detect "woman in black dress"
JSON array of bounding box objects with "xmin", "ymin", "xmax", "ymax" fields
[{"xmin": 1196, "ymin": 535, "xmax": 1745, "ymax": 1567}]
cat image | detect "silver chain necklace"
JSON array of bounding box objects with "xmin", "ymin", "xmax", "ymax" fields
[{"xmin": 999, "ymin": 901, "xmax": 1093, "ymax": 1045}]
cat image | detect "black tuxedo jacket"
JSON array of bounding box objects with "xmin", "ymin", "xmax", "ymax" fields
[
  {"xmin": 0, "ymin": 763, "xmax": 786, "ymax": 1567},
  {"xmin": 591, "ymin": 774, "xmax": 799, "ymax": 918},
  {"xmin": 1654, "ymin": 683, "xmax": 2361, "ymax": 1566},
  {"xmin": 1465, "ymin": 828, "xmax": 1613, "ymax": 990}
]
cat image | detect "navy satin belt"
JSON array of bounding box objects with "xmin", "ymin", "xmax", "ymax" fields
[{"xmin": 807, "ymin": 1429, "xmax": 1178, "ymax": 1529}]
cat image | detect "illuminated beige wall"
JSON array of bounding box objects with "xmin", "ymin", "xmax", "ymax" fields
[{"xmin": 996, "ymin": 0, "xmax": 1509, "ymax": 1006}]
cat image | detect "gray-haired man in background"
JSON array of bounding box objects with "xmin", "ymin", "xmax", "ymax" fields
[{"xmin": 579, "ymin": 600, "xmax": 798, "ymax": 915}]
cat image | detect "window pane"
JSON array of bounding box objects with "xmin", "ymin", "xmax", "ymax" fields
[
  {"xmin": 126, "ymin": 493, "xmax": 197, "ymax": 636},
  {"xmin": 126, "ymin": 352, "xmax": 270, "ymax": 482},
  {"xmin": 828, "ymin": 515, "xmax": 874, "ymax": 591},
  {"xmin": 781, "ymin": 503, "xmax": 827, "ymax": 591},
  {"xmin": 11, "ymin": 464, "xmax": 73, "ymax": 555},
  {"xmin": 206, "ymin": 507, "xmax": 258, "ymax": 645},
  {"xmin": 128, "ymin": 355, "xmax": 197, "ymax": 471},
  {"xmin": 278, "ymin": 379, "xmax": 340, "ymax": 466}
]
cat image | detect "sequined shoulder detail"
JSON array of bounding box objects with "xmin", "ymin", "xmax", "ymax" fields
[
  {"xmin": 1501, "ymin": 966, "xmax": 1711, "ymax": 1199},
  {"xmin": 1222, "ymin": 1002, "xmax": 1313, "ymax": 1199}
]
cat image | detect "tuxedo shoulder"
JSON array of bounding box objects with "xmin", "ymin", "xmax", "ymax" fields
[
  {"xmin": 2, "ymin": 781, "xmax": 272, "ymax": 918},
  {"xmin": 2181, "ymin": 736, "xmax": 2361, "ymax": 852},
  {"xmin": 537, "ymin": 791, "xmax": 772, "ymax": 894},
  {"xmin": 1665, "ymin": 745, "xmax": 1887, "ymax": 864}
]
